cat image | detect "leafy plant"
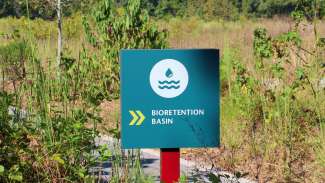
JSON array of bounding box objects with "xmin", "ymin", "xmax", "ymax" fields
[
  {"xmin": 253, "ymin": 28, "xmax": 273, "ymax": 59},
  {"xmin": 81, "ymin": 0, "xmax": 168, "ymax": 102}
]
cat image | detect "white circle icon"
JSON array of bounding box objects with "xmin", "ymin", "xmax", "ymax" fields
[{"xmin": 150, "ymin": 59, "xmax": 189, "ymax": 98}]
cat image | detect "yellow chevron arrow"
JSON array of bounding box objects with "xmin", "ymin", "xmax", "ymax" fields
[
  {"xmin": 129, "ymin": 110, "xmax": 139, "ymax": 126},
  {"xmin": 136, "ymin": 111, "xmax": 145, "ymax": 126}
]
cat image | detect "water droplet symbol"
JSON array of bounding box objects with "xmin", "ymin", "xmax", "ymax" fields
[{"xmin": 165, "ymin": 68, "xmax": 173, "ymax": 78}]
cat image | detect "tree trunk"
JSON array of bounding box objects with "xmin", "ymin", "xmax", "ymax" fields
[{"xmin": 57, "ymin": 0, "xmax": 62, "ymax": 78}]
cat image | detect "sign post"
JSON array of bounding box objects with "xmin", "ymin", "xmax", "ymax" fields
[
  {"xmin": 161, "ymin": 148, "xmax": 180, "ymax": 183},
  {"xmin": 120, "ymin": 49, "xmax": 220, "ymax": 182}
]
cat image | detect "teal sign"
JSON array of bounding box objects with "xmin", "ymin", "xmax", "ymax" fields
[{"xmin": 121, "ymin": 49, "xmax": 220, "ymax": 149}]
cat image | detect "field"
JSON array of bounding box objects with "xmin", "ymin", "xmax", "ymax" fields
[{"xmin": 1, "ymin": 8, "xmax": 325, "ymax": 183}]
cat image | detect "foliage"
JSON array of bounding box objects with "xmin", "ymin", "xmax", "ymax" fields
[
  {"xmin": 80, "ymin": 0, "xmax": 168, "ymax": 102},
  {"xmin": 0, "ymin": 0, "xmax": 91, "ymax": 19},
  {"xmin": 0, "ymin": 16, "xmax": 83, "ymax": 40},
  {"xmin": 0, "ymin": 90, "xmax": 97, "ymax": 182},
  {"xmin": 1, "ymin": 0, "xmax": 325, "ymax": 20},
  {"xmin": 0, "ymin": 39, "xmax": 99, "ymax": 182},
  {"xmin": 218, "ymin": 8, "xmax": 325, "ymax": 182},
  {"xmin": 253, "ymin": 28, "xmax": 273, "ymax": 59},
  {"xmin": 154, "ymin": 0, "xmax": 186, "ymax": 18},
  {"xmin": 154, "ymin": 0, "xmax": 325, "ymax": 20}
]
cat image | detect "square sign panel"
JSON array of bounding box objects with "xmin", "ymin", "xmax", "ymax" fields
[{"xmin": 121, "ymin": 49, "xmax": 219, "ymax": 149}]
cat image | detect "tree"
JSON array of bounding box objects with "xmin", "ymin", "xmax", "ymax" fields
[
  {"xmin": 155, "ymin": 0, "xmax": 186, "ymax": 18},
  {"xmin": 214, "ymin": 0, "xmax": 239, "ymax": 20},
  {"xmin": 0, "ymin": 0, "xmax": 88, "ymax": 19},
  {"xmin": 1, "ymin": 0, "xmax": 324, "ymax": 20},
  {"xmin": 0, "ymin": 0, "xmax": 15, "ymax": 17},
  {"xmin": 203, "ymin": 0, "xmax": 217, "ymax": 20},
  {"xmin": 80, "ymin": 0, "xmax": 168, "ymax": 102},
  {"xmin": 256, "ymin": 0, "xmax": 298, "ymax": 17},
  {"xmin": 56, "ymin": 0, "xmax": 63, "ymax": 79},
  {"xmin": 186, "ymin": 0, "xmax": 203, "ymax": 18}
]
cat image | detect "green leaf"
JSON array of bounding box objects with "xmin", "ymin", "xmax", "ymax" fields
[
  {"xmin": 78, "ymin": 171, "xmax": 85, "ymax": 178},
  {"xmin": 108, "ymin": 128, "xmax": 120, "ymax": 139},
  {"xmin": 11, "ymin": 175, "xmax": 23, "ymax": 181},
  {"xmin": 295, "ymin": 67, "xmax": 305, "ymax": 80},
  {"xmin": 317, "ymin": 38, "xmax": 325, "ymax": 47},
  {"xmin": 235, "ymin": 171, "xmax": 249, "ymax": 178},
  {"xmin": 208, "ymin": 173, "xmax": 221, "ymax": 183},
  {"xmin": 52, "ymin": 154, "xmax": 65, "ymax": 165},
  {"xmin": 98, "ymin": 144, "xmax": 112, "ymax": 161},
  {"xmin": 9, "ymin": 173, "xmax": 23, "ymax": 182},
  {"xmin": 0, "ymin": 165, "xmax": 4, "ymax": 174},
  {"xmin": 73, "ymin": 122, "xmax": 82, "ymax": 130}
]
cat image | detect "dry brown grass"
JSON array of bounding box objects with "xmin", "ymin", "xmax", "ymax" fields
[
  {"xmin": 159, "ymin": 17, "xmax": 324, "ymax": 70},
  {"xmin": 98, "ymin": 99, "xmax": 120, "ymax": 132}
]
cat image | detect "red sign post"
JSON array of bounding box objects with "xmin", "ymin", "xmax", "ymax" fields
[{"xmin": 160, "ymin": 148, "xmax": 180, "ymax": 183}]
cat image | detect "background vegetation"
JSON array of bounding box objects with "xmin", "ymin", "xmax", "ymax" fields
[
  {"xmin": 1, "ymin": 0, "xmax": 325, "ymax": 20},
  {"xmin": 0, "ymin": 0, "xmax": 324, "ymax": 182}
]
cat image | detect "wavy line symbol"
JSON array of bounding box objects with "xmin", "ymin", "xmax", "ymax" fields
[
  {"xmin": 158, "ymin": 80, "xmax": 180, "ymax": 89},
  {"xmin": 158, "ymin": 85, "xmax": 180, "ymax": 89},
  {"xmin": 158, "ymin": 80, "xmax": 180, "ymax": 84},
  {"xmin": 129, "ymin": 110, "xmax": 145, "ymax": 126}
]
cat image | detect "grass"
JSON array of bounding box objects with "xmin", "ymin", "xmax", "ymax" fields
[{"xmin": 1, "ymin": 14, "xmax": 324, "ymax": 182}]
